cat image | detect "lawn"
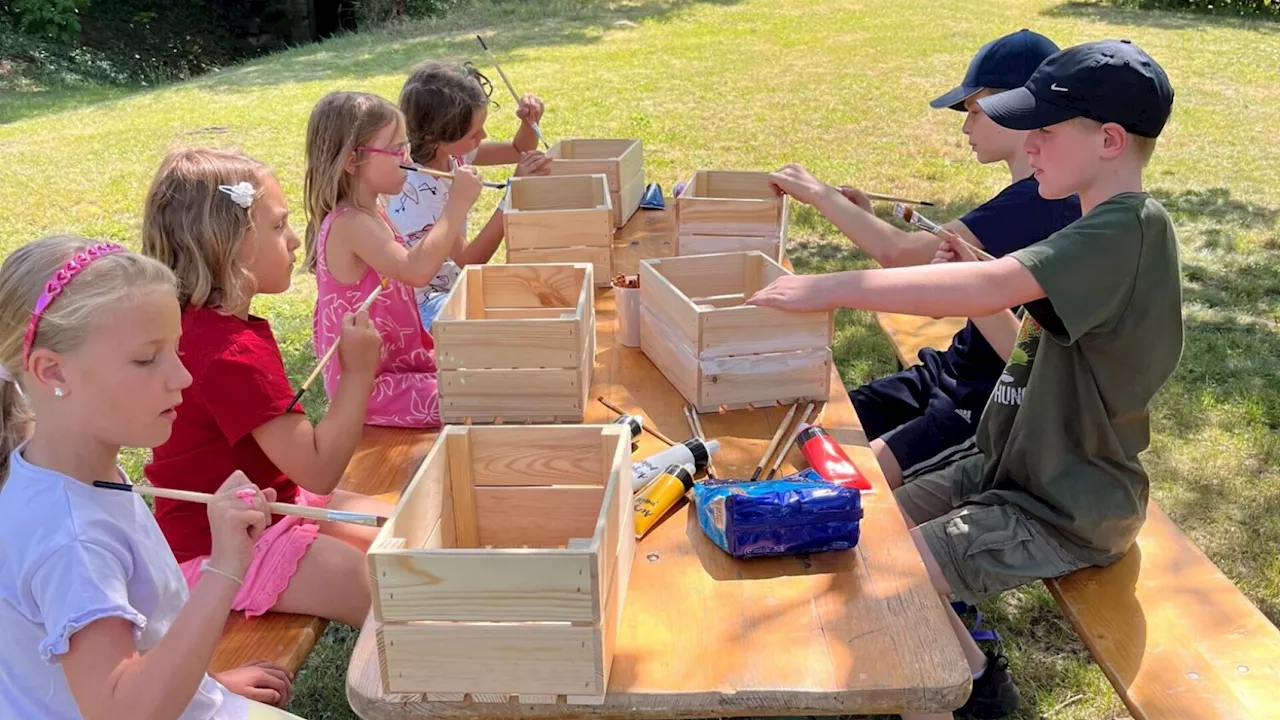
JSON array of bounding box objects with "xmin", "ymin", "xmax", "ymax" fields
[{"xmin": 2, "ymin": 0, "xmax": 1278, "ymax": 718}]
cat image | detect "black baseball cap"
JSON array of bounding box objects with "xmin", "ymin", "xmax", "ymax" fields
[
  {"xmin": 930, "ymin": 29, "xmax": 1061, "ymax": 111},
  {"xmin": 978, "ymin": 39, "xmax": 1174, "ymax": 138}
]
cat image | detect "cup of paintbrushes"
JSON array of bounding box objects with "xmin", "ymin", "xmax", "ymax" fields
[{"xmin": 611, "ymin": 274, "xmax": 641, "ymax": 348}]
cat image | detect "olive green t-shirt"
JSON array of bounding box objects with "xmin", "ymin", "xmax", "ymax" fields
[{"xmin": 971, "ymin": 193, "xmax": 1183, "ymax": 563}]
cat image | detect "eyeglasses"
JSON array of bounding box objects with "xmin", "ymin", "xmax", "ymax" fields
[{"xmin": 357, "ymin": 143, "xmax": 411, "ymax": 160}]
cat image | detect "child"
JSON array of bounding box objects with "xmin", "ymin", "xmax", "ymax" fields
[
  {"xmin": 0, "ymin": 236, "xmax": 302, "ymax": 718},
  {"xmin": 767, "ymin": 29, "xmax": 1081, "ymax": 490},
  {"xmin": 304, "ymin": 91, "xmax": 482, "ymax": 428},
  {"xmin": 749, "ymin": 40, "xmax": 1179, "ymax": 719},
  {"xmin": 389, "ymin": 61, "xmax": 551, "ymax": 329},
  {"xmin": 142, "ymin": 148, "xmax": 387, "ymax": 628}
]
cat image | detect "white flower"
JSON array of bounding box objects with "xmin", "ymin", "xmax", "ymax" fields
[{"xmin": 218, "ymin": 181, "xmax": 257, "ymax": 209}]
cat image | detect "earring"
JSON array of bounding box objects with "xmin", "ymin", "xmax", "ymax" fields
[{"xmin": 53, "ymin": 387, "xmax": 65, "ymax": 398}]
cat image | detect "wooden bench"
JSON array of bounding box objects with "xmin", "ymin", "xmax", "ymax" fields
[
  {"xmin": 210, "ymin": 426, "xmax": 436, "ymax": 674},
  {"xmin": 874, "ymin": 311, "xmax": 1280, "ymax": 719}
]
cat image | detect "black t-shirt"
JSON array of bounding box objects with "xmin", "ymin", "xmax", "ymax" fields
[{"xmin": 935, "ymin": 177, "xmax": 1082, "ymax": 406}]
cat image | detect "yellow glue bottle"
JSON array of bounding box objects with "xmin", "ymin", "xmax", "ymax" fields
[{"xmin": 633, "ymin": 463, "xmax": 695, "ymax": 539}]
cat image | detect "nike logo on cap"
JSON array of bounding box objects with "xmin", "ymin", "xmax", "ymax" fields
[{"xmin": 1051, "ymin": 83, "xmax": 1069, "ymax": 92}]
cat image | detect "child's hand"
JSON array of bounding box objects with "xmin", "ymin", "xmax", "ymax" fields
[
  {"xmin": 214, "ymin": 660, "xmax": 294, "ymax": 707},
  {"xmin": 207, "ymin": 472, "xmax": 275, "ymax": 581},
  {"xmin": 768, "ymin": 164, "xmax": 831, "ymax": 206},
  {"xmin": 514, "ymin": 151, "xmax": 552, "ymax": 177},
  {"xmin": 931, "ymin": 229, "xmax": 980, "ymax": 264},
  {"xmin": 338, "ymin": 310, "xmax": 382, "ymax": 378},
  {"xmin": 837, "ymin": 186, "xmax": 873, "ymax": 213},
  {"xmin": 744, "ymin": 274, "xmax": 837, "ymax": 313},
  {"xmin": 447, "ymin": 165, "xmax": 483, "ymax": 209},
  {"xmin": 516, "ymin": 94, "xmax": 544, "ymax": 126}
]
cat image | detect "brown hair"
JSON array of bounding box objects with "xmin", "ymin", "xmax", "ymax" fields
[
  {"xmin": 302, "ymin": 91, "xmax": 405, "ymax": 273},
  {"xmin": 0, "ymin": 236, "xmax": 176, "ymax": 482},
  {"xmin": 399, "ymin": 61, "xmax": 492, "ymax": 166},
  {"xmin": 141, "ymin": 148, "xmax": 269, "ymax": 311}
]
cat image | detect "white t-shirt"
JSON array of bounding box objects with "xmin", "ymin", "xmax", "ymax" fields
[
  {"xmin": 0, "ymin": 445, "xmax": 247, "ymax": 720},
  {"xmin": 385, "ymin": 149, "xmax": 478, "ymax": 306}
]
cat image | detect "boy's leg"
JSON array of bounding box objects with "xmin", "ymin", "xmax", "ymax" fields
[{"xmin": 850, "ymin": 363, "xmax": 935, "ymax": 442}]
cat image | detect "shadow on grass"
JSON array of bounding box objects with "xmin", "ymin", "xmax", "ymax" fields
[
  {"xmin": 1041, "ymin": 0, "xmax": 1280, "ymax": 32},
  {"xmin": 0, "ymin": 82, "xmax": 135, "ymax": 126},
  {"xmin": 197, "ymin": 0, "xmax": 746, "ymax": 91}
]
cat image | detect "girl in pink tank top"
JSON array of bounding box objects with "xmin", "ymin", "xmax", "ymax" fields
[{"xmin": 302, "ymin": 91, "xmax": 482, "ymax": 428}]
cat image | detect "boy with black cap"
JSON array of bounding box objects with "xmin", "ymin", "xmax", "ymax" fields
[
  {"xmin": 752, "ymin": 40, "xmax": 1180, "ymax": 719},
  {"xmin": 769, "ymin": 29, "xmax": 1080, "ymax": 491}
]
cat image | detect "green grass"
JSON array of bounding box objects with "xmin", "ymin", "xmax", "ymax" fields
[{"xmin": 3, "ymin": 1, "xmax": 1278, "ymax": 718}]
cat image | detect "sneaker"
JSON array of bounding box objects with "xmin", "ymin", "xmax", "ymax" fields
[{"xmin": 957, "ymin": 651, "xmax": 1020, "ymax": 719}]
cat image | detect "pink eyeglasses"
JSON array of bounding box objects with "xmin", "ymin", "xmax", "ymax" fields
[{"xmin": 357, "ymin": 143, "xmax": 411, "ymax": 160}]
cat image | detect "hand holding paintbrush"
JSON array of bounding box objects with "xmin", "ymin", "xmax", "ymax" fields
[
  {"xmin": 476, "ymin": 35, "xmax": 551, "ymax": 149},
  {"xmin": 285, "ymin": 284, "xmax": 385, "ymax": 413}
]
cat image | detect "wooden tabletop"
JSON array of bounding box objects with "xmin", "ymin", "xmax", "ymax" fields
[{"xmin": 345, "ymin": 208, "xmax": 970, "ymax": 718}]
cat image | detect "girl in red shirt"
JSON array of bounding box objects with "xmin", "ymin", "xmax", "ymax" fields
[{"xmin": 143, "ymin": 148, "xmax": 387, "ymax": 627}]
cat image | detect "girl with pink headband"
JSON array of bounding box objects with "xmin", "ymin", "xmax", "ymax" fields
[{"xmin": 0, "ymin": 236, "xmax": 304, "ymax": 718}]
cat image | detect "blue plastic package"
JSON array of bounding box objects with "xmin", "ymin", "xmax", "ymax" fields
[{"xmin": 692, "ymin": 470, "xmax": 864, "ymax": 559}]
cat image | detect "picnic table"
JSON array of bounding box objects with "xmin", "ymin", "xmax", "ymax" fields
[{"xmin": 343, "ymin": 207, "xmax": 971, "ymax": 718}]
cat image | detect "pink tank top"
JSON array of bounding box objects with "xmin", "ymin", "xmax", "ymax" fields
[{"xmin": 312, "ymin": 206, "xmax": 441, "ymax": 428}]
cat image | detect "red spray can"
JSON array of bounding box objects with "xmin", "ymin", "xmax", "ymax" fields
[{"xmin": 796, "ymin": 424, "xmax": 873, "ymax": 492}]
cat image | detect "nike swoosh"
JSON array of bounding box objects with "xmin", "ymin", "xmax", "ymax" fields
[{"xmin": 1051, "ymin": 83, "xmax": 1069, "ymax": 92}]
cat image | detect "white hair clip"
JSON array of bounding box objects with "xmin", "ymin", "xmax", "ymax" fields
[
  {"xmin": 218, "ymin": 182, "xmax": 256, "ymax": 209},
  {"xmin": 0, "ymin": 364, "xmax": 13, "ymax": 383}
]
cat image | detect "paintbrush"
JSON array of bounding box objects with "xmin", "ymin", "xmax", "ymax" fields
[
  {"xmin": 285, "ymin": 281, "xmax": 386, "ymax": 413},
  {"xmin": 399, "ymin": 164, "xmax": 508, "ymax": 189},
  {"xmin": 752, "ymin": 403, "xmax": 798, "ymax": 480},
  {"xmin": 598, "ymin": 396, "xmax": 675, "ymax": 446},
  {"xmin": 863, "ymin": 192, "xmax": 934, "ymax": 207},
  {"xmin": 893, "ymin": 203, "xmax": 996, "ymax": 261},
  {"xmin": 93, "ymin": 481, "xmax": 387, "ymax": 527},
  {"xmin": 685, "ymin": 405, "xmax": 719, "ymax": 480},
  {"xmin": 475, "ymin": 35, "xmax": 551, "ymax": 149},
  {"xmin": 765, "ymin": 402, "xmax": 816, "ymax": 480}
]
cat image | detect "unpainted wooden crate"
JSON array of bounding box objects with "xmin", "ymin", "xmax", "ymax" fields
[
  {"xmin": 433, "ymin": 263, "xmax": 594, "ymax": 423},
  {"xmin": 674, "ymin": 170, "xmax": 789, "ymax": 263},
  {"xmin": 545, "ymin": 138, "xmax": 644, "ymax": 228},
  {"xmin": 503, "ymin": 174, "xmax": 613, "ymax": 286},
  {"xmin": 639, "ymin": 251, "xmax": 832, "ymax": 412},
  {"xmin": 368, "ymin": 424, "xmax": 634, "ymax": 705}
]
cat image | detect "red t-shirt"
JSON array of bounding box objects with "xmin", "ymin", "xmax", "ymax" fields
[{"xmin": 146, "ymin": 306, "xmax": 303, "ymax": 562}]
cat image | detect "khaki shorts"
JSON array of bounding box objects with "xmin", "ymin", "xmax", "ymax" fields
[{"xmin": 894, "ymin": 455, "xmax": 1087, "ymax": 605}]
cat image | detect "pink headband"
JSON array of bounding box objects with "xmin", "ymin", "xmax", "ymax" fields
[{"xmin": 22, "ymin": 243, "xmax": 126, "ymax": 369}]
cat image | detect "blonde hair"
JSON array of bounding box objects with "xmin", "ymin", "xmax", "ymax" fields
[
  {"xmin": 302, "ymin": 91, "xmax": 405, "ymax": 274},
  {"xmin": 0, "ymin": 236, "xmax": 176, "ymax": 482},
  {"xmin": 141, "ymin": 148, "xmax": 269, "ymax": 311}
]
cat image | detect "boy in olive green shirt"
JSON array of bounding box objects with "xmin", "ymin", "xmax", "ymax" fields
[{"xmin": 749, "ymin": 40, "xmax": 1180, "ymax": 719}]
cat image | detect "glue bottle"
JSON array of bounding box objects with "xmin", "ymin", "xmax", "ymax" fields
[
  {"xmin": 631, "ymin": 437, "xmax": 720, "ymax": 491},
  {"xmin": 796, "ymin": 424, "xmax": 872, "ymax": 491},
  {"xmin": 633, "ymin": 463, "xmax": 695, "ymax": 539}
]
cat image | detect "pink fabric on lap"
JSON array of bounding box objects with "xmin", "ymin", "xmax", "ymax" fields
[{"xmin": 179, "ymin": 488, "xmax": 331, "ymax": 617}]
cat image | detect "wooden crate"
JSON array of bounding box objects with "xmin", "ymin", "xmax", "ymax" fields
[
  {"xmin": 433, "ymin": 263, "xmax": 595, "ymax": 423},
  {"xmin": 639, "ymin": 251, "xmax": 832, "ymax": 412},
  {"xmin": 546, "ymin": 139, "xmax": 644, "ymax": 228},
  {"xmin": 368, "ymin": 424, "xmax": 635, "ymax": 705},
  {"xmin": 674, "ymin": 170, "xmax": 789, "ymax": 263},
  {"xmin": 503, "ymin": 174, "xmax": 613, "ymax": 286}
]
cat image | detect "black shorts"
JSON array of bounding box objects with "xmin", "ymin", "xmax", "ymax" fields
[{"xmin": 850, "ymin": 350, "xmax": 987, "ymax": 481}]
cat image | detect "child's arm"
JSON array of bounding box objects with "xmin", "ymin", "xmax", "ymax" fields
[
  {"xmin": 745, "ymin": 258, "xmax": 1045, "ymax": 319},
  {"xmin": 473, "ymin": 94, "xmax": 545, "ymax": 164},
  {"xmin": 342, "ymin": 169, "xmax": 482, "ymax": 287},
  {"xmin": 453, "ymin": 207, "xmax": 505, "ymax": 266},
  {"xmin": 931, "ymin": 230, "xmax": 1020, "ymax": 360},
  {"xmin": 252, "ymin": 311, "xmax": 382, "ymax": 496},
  {"xmin": 769, "ymin": 164, "xmax": 976, "ymax": 267},
  {"xmin": 58, "ymin": 475, "xmax": 273, "ymax": 720}
]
